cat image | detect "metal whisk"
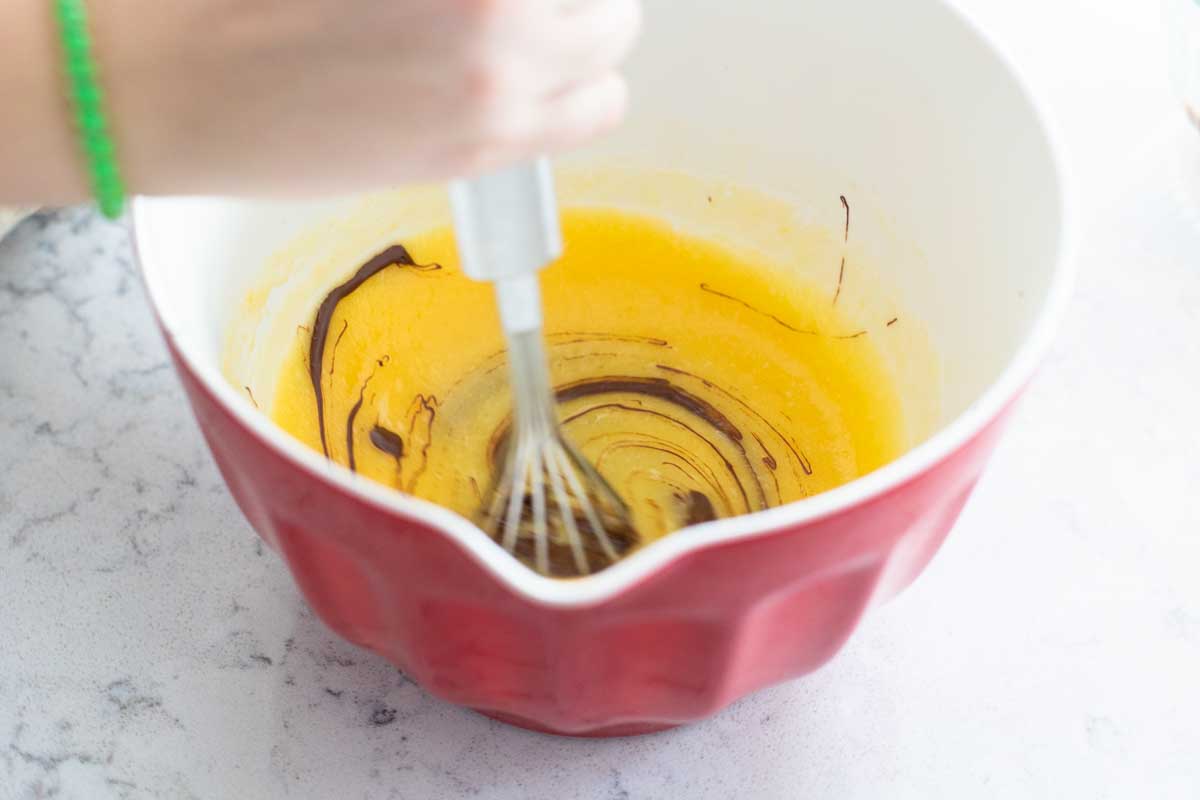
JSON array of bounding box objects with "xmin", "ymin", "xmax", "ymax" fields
[{"xmin": 449, "ymin": 160, "xmax": 636, "ymax": 577}]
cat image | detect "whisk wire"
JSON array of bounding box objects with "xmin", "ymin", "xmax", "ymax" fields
[
  {"xmin": 477, "ymin": 292, "xmax": 635, "ymax": 576},
  {"xmin": 498, "ymin": 435, "xmax": 531, "ymax": 554},
  {"xmin": 530, "ymin": 441, "xmax": 548, "ymax": 575},
  {"xmin": 557, "ymin": 449, "xmax": 622, "ymax": 564},
  {"xmin": 544, "ymin": 442, "xmax": 588, "ymax": 574}
]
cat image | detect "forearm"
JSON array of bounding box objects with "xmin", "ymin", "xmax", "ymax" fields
[
  {"xmin": 0, "ymin": 0, "xmax": 639, "ymax": 204},
  {"xmin": 0, "ymin": 0, "xmax": 89, "ymax": 206}
]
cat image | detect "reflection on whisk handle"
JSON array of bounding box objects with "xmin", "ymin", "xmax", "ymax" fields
[
  {"xmin": 450, "ymin": 159, "xmax": 560, "ymax": 334},
  {"xmin": 448, "ymin": 159, "xmax": 562, "ymax": 286}
]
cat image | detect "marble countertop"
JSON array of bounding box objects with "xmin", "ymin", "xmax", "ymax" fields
[{"xmin": 3, "ymin": 2, "xmax": 1199, "ymax": 798}]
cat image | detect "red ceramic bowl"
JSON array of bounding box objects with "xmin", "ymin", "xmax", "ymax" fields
[{"xmin": 133, "ymin": 0, "xmax": 1074, "ymax": 736}]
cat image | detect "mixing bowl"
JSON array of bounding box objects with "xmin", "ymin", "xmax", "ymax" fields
[{"xmin": 132, "ymin": 0, "xmax": 1074, "ymax": 735}]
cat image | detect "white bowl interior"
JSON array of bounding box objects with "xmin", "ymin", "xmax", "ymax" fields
[{"xmin": 133, "ymin": 0, "xmax": 1070, "ymax": 601}]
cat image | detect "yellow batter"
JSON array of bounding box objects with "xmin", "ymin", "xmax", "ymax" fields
[{"xmin": 270, "ymin": 208, "xmax": 906, "ymax": 562}]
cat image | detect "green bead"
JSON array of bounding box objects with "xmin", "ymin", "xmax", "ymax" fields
[{"xmin": 56, "ymin": 0, "xmax": 125, "ymax": 219}]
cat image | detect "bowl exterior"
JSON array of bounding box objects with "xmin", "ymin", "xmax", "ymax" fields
[{"xmin": 169, "ymin": 335, "xmax": 1012, "ymax": 736}]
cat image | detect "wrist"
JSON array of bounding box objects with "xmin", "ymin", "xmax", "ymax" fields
[{"xmin": 81, "ymin": 0, "xmax": 183, "ymax": 197}]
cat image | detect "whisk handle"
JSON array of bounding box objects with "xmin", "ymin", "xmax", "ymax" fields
[{"xmin": 449, "ymin": 159, "xmax": 563, "ymax": 284}]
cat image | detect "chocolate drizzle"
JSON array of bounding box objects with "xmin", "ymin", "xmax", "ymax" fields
[
  {"xmin": 308, "ymin": 245, "xmax": 439, "ymax": 457},
  {"xmin": 328, "ymin": 320, "xmax": 349, "ymax": 378},
  {"xmin": 699, "ymin": 283, "xmax": 817, "ymax": 335},
  {"xmin": 833, "ymin": 196, "xmax": 851, "ymax": 306},
  {"xmin": 345, "ymin": 383, "xmax": 369, "ymax": 472},
  {"xmin": 293, "ymin": 207, "xmax": 888, "ymax": 578},
  {"xmin": 400, "ymin": 394, "xmax": 437, "ymax": 493},
  {"xmin": 483, "ymin": 369, "xmax": 816, "ymax": 525},
  {"xmin": 370, "ymin": 425, "xmax": 405, "ymax": 460},
  {"xmin": 558, "ymin": 377, "xmax": 742, "ymax": 442},
  {"xmin": 680, "ymin": 490, "xmax": 717, "ymax": 526},
  {"xmin": 655, "ymin": 364, "xmax": 813, "ymax": 476},
  {"xmin": 556, "ymin": 377, "xmax": 757, "ymax": 511},
  {"xmin": 344, "ymin": 358, "xmax": 386, "ymax": 472}
]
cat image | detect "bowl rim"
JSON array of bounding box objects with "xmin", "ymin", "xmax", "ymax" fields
[{"xmin": 131, "ymin": 0, "xmax": 1078, "ymax": 609}]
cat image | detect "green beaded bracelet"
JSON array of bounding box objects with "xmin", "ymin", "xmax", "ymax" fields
[{"xmin": 54, "ymin": 0, "xmax": 125, "ymax": 219}]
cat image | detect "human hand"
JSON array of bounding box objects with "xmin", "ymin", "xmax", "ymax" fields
[{"xmin": 93, "ymin": 0, "xmax": 642, "ymax": 196}]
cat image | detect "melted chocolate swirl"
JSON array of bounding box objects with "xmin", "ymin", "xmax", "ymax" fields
[
  {"xmin": 308, "ymin": 245, "xmax": 439, "ymax": 457},
  {"xmin": 304, "ymin": 242, "xmax": 834, "ymax": 576}
]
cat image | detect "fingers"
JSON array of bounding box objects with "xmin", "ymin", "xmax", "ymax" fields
[
  {"xmin": 465, "ymin": 0, "xmax": 640, "ymax": 101},
  {"xmin": 538, "ymin": 71, "xmax": 629, "ymax": 149},
  {"xmin": 447, "ymin": 0, "xmax": 639, "ymax": 175},
  {"xmin": 540, "ymin": 0, "xmax": 642, "ymax": 95},
  {"xmin": 456, "ymin": 72, "xmax": 627, "ymax": 176}
]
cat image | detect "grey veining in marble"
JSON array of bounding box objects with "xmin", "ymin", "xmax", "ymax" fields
[{"xmin": 2, "ymin": 2, "xmax": 1200, "ymax": 797}]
